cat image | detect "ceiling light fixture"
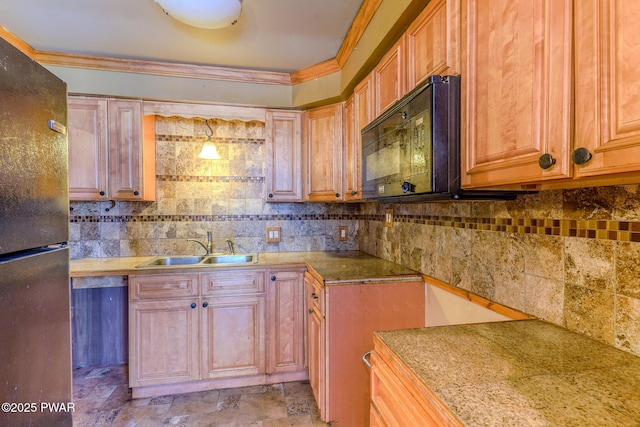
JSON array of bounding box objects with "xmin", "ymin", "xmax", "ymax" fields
[
  {"xmin": 198, "ymin": 120, "xmax": 221, "ymax": 159},
  {"xmin": 154, "ymin": 0, "xmax": 242, "ymax": 29}
]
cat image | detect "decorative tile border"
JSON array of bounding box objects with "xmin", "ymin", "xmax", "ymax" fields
[
  {"xmin": 363, "ymin": 214, "xmax": 640, "ymax": 243},
  {"xmin": 69, "ymin": 213, "xmax": 360, "ymax": 224},
  {"xmin": 156, "ymin": 175, "xmax": 265, "ymax": 183},
  {"xmin": 156, "ymin": 135, "xmax": 264, "ymax": 145}
]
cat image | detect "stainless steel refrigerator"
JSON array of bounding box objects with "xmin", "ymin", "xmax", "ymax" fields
[{"xmin": 0, "ymin": 37, "xmax": 72, "ymax": 426}]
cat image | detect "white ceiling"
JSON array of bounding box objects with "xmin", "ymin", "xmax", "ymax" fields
[{"xmin": 0, "ymin": 0, "xmax": 365, "ymax": 73}]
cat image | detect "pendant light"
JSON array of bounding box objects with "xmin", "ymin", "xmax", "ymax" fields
[
  {"xmin": 154, "ymin": 0, "xmax": 242, "ymax": 29},
  {"xmin": 198, "ymin": 120, "xmax": 220, "ymax": 159}
]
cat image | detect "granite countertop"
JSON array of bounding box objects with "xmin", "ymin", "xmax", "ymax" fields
[
  {"xmin": 70, "ymin": 251, "xmax": 422, "ymax": 286},
  {"xmin": 376, "ymin": 319, "xmax": 640, "ymax": 426}
]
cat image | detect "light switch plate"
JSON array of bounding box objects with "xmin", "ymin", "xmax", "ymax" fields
[
  {"xmin": 384, "ymin": 209, "xmax": 393, "ymax": 227},
  {"xmin": 338, "ymin": 226, "xmax": 348, "ymax": 241},
  {"xmin": 266, "ymin": 226, "xmax": 281, "ymax": 243}
]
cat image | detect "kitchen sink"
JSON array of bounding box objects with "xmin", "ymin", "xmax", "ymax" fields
[
  {"xmin": 135, "ymin": 253, "xmax": 258, "ymax": 268},
  {"xmin": 200, "ymin": 254, "xmax": 257, "ymax": 264}
]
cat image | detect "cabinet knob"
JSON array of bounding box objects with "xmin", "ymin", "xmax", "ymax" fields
[
  {"xmin": 270, "ymin": 276, "xmax": 276, "ymax": 281},
  {"xmin": 268, "ymin": 193, "xmax": 273, "ymax": 198},
  {"xmin": 133, "ymin": 190, "xmax": 139, "ymax": 196},
  {"xmin": 351, "ymin": 190, "xmax": 358, "ymax": 196},
  {"xmin": 202, "ymin": 301, "xmax": 209, "ymax": 308},
  {"xmin": 308, "ymin": 309, "xmax": 314, "ymax": 315},
  {"xmin": 572, "ymin": 147, "xmax": 593, "ymax": 165},
  {"xmin": 335, "ymin": 193, "xmax": 340, "ymax": 198},
  {"xmin": 190, "ymin": 303, "xmax": 197, "ymax": 309},
  {"xmin": 99, "ymin": 191, "xmax": 106, "ymax": 196},
  {"xmin": 538, "ymin": 153, "xmax": 556, "ymax": 170},
  {"xmin": 311, "ymin": 293, "xmax": 318, "ymax": 300}
]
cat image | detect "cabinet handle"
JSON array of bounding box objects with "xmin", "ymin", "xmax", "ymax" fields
[
  {"xmin": 133, "ymin": 190, "xmax": 139, "ymax": 196},
  {"xmin": 572, "ymin": 147, "xmax": 593, "ymax": 165},
  {"xmin": 202, "ymin": 301, "xmax": 209, "ymax": 308},
  {"xmin": 335, "ymin": 193, "xmax": 341, "ymax": 198},
  {"xmin": 362, "ymin": 351, "xmax": 372, "ymax": 369},
  {"xmin": 268, "ymin": 193, "xmax": 273, "ymax": 198},
  {"xmin": 308, "ymin": 309, "xmax": 313, "ymax": 315},
  {"xmin": 538, "ymin": 153, "xmax": 556, "ymax": 170},
  {"xmin": 99, "ymin": 191, "xmax": 106, "ymax": 196},
  {"xmin": 311, "ymin": 293, "xmax": 318, "ymax": 300},
  {"xmin": 351, "ymin": 191, "xmax": 358, "ymax": 196},
  {"xmin": 271, "ymin": 276, "xmax": 276, "ymax": 281},
  {"xmin": 190, "ymin": 303, "xmax": 197, "ymax": 309}
]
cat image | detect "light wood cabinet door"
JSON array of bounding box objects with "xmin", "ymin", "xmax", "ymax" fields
[
  {"xmin": 68, "ymin": 97, "xmax": 155, "ymax": 201},
  {"xmin": 129, "ymin": 299, "xmax": 200, "ymax": 387},
  {"xmin": 303, "ymin": 103, "xmax": 343, "ymax": 202},
  {"xmin": 355, "ymin": 72, "xmax": 375, "ymax": 131},
  {"xmin": 461, "ymin": 0, "xmax": 573, "ymax": 188},
  {"xmin": 265, "ymin": 109, "xmax": 303, "ymax": 202},
  {"xmin": 305, "ymin": 275, "xmax": 326, "ymax": 420},
  {"xmin": 343, "ymin": 95, "xmax": 360, "ymax": 201},
  {"xmin": 573, "ymin": 0, "xmax": 640, "ymax": 178},
  {"xmin": 406, "ymin": 0, "xmax": 461, "ymax": 88},
  {"xmin": 200, "ymin": 295, "xmax": 266, "ymax": 379},
  {"xmin": 68, "ymin": 97, "xmax": 109, "ymax": 200},
  {"xmin": 267, "ymin": 269, "xmax": 305, "ymax": 374},
  {"xmin": 374, "ymin": 37, "xmax": 407, "ymax": 117}
]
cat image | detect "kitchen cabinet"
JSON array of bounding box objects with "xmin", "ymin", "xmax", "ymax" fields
[
  {"xmin": 128, "ymin": 268, "xmax": 305, "ymax": 397},
  {"xmin": 265, "ymin": 109, "xmax": 303, "ymax": 202},
  {"xmin": 128, "ymin": 273, "xmax": 200, "ymax": 387},
  {"xmin": 572, "ymin": 0, "xmax": 640, "ymax": 180},
  {"xmin": 68, "ymin": 96, "xmax": 156, "ymax": 201},
  {"xmin": 343, "ymin": 74, "xmax": 374, "ymax": 201},
  {"xmin": 374, "ymin": 37, "xmax": 407, "ymax": 117},
  {"xmin": 406, "ymin": 0, "xmax": 461, "ymax": 88},
  {"xmin": 370, "ymin": 333, "xmax": 462, "ymax": 426},
  {"xmin": 304, "ymin": 271, "xmax": 425, "ymax": 426},
  {"xmin": 267, "ymin": 268, "xmax": 305, "ymax": 375},
  {"xmin": 460, "ymin": 0, "xmax": 573, "ymax": 188},
  {"xmin": 303, "ymin": 103, "xmax": 344, "ymax": 202}
]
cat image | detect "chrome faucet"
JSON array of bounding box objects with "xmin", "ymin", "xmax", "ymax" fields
[
  {"xmin": 187, "ymin": 231, "xmax": 213, "ymax": 255},
  {"xmin": 226, "ymin": 238, "xmax": 235, "ymax": 254}
]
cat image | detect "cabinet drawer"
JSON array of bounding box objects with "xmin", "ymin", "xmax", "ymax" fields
[
  {"xmin": 129, "ymin": 274, "xmax": 199, "ymax": 300},
  {"xmin": 200, "ymin": 270, "xmax": 265, "ymax": 296}
]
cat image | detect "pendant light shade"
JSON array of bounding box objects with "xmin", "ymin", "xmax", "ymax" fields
[
  {"xmin": 198, "ymin": 119, "xmax": 221, "ymax": 159},
  {"xmin": 154, "ymin": 0, "xmax": 242, "ymax": 29}
]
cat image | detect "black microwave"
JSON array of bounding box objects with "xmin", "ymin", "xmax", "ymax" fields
[{"xmin": 361, "ymin": 75, "xmax": 525, "ymax": 202}]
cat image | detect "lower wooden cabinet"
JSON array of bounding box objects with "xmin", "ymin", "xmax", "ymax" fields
[
  {"xmin": 128, "ymin": 267, "xmax": 305, "ymax": 397},
  {"xmin": 304, "ymin": 271, "xmax": 425, "ymax": 426}
]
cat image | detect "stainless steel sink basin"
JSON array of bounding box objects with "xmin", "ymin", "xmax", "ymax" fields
[
  {"xmin": 200, "ymin": 254, "xmax": 257, "ymax": 264},
  {"xmin": 135, "ymin": 253, "xmax": 258, "ymax": 268}
]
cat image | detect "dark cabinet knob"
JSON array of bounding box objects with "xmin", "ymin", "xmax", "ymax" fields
[
  {"xmin": 572, "ymin": 147, "xmax": 593, "ymax": 165},
  {"xmin": 311, "ymin": 293, "xmax": 318, "ymax": 300},
  {"xmin": 270, "ymin": 276, "xmax": 276, "ymax": 281},
  {"xmin": 538, "ymin": 153, "xmax": 556, "ymax": 170},
  {"xmin": 133, "ymin": 190, "xmax": 139, "ymax": 196},
  {"xmin": 351, "ymin": 191, "xmax": 358, "ymax": 196},
  {"xmin": 99, "ymin": 191, "xmax": 105, "ymax": 196},
  {"xmin": 308, "ymin": 309, "xmax": 314, "ymax": 315},
  {"xmin": 202, "ymin": 301, "xmax": 209, "ymax": 308},
  {"xmin": 335, "ymin": 193, "xmax": 340, "ymax": 198},
  {"xmin": 268, "ymin": 193, "xmax": 273, "ymax": 198},
  {"xmin": 190, "ymin": 303, "xmax": 196, "ymax": 309}
]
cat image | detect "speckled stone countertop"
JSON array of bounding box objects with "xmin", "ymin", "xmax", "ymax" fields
[
  {"xmin": 70, "ymin": 251, "xmax": 422, "ymax": 286},
  {"xmin": 376, "ymin": 319, "xmax": 640, "ymax": 426}
]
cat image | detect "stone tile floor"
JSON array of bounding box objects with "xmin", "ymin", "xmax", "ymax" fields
[{"xmin": 72, "ymin": 365, "xmax": 328, "ymax": 426}]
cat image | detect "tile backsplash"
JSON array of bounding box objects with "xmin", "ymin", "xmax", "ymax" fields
[
  {"xmin": 359, "ymin": 186, "xmax": 640, "ymax": 357},
  {"xmin": 69, "ymin": 115, "xmax": 640, "ymax": 358},
  {"xmin": 69, "ymin": 116, "xmax": 359, "ymax": 258}
]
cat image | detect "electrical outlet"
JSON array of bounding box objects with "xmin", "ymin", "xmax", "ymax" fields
[
  {"xmin": 266, "ymin": 226, "xmax": 281, "ymax": 243},
  {"xmin": 384, "ymin": 209, "xmax": 393, "ymax": 227},
  {"xmin": 338, "ymin": 226, "xmax": 348, "ymax": 241}
]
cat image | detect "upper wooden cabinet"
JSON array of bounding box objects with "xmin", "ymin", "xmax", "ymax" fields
[
  {"xmin": 374, "ymin": 38, "xmax": 407, "ymax": 117},
  {"xmin": 460, "ymin": 0, "xmax": 573, "ymax": 188},
  {"xmin": 68, "ymin": 96, "xmax": 156, "ymax": 201},
  {"xmin": 406, "ymin": 0, "xmax": 461, "ymax": 88},
  {"xmin": 573, "ymin": 0, "xmax": 640, "ymax": 179},
  {"xmin": 303, "ymin": 103, "xmax": 344, "ymax": 202},
  {"xmin": 265, "ymin": 110, "xmax": 303, "ymax": 202}
]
